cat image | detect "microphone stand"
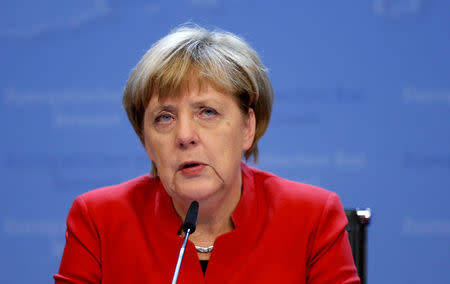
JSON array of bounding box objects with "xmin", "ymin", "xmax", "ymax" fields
[
  {"xmin": 171, "ymin": 201, "xmax": 199, "ymax": 284},
  {"xmin": 171, "ymin": 227, "xmax": 192, "ymax": 284}
]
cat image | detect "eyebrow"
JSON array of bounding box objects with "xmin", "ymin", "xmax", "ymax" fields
[
  {"xmin": 149, "ymin": 104, "xmax": 177, "ymax": 116},
  {"xmin": 149, "ymin": 97, "xmax": 225, "ymax": 115},
  {"xmin": 190, "ymin": 98, "xmax": 224, "ymax": 108}
]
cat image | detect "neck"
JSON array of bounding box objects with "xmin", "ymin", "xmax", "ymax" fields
[
  {"xmin": 191, "ymin": 206, "xmax": 236, "ymax": 239},
  {"xmin": 174, "ymin": 173, "xmax": 242, "ymax": 250}
]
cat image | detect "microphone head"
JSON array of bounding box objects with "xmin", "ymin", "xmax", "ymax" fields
[{"xmin": 183, "ymin": 201, "xmax": 199, "ymax": 234}]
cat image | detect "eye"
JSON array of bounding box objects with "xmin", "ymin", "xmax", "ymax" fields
[
  {"xmin": 199, "ymin": 107, "xmax": 218, "ymax": 118},
  {"xmin": 155, "ymin": 113, "xmax": 174, "ymax": 124}
]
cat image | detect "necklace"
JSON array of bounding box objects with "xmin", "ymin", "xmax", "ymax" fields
[
  {"xmin": 195, "ymin": 245, "xmax": 214, "ymax": 253},
  {"xmin": 177, "ymin": 232, "xmax": 214, "ymax": 253}
]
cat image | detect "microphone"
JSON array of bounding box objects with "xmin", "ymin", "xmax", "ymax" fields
[
  {"xmin": 183, "ymin": 201, "xmax": 198, "ymax": 234},
  {"xmin": 171, "ymin": 201, "xmax": 199, "ymax": 284}
]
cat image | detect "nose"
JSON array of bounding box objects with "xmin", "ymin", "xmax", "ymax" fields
[{"xmin": 175, "ymin": 116, "xmax": 198, "ymax": 149}]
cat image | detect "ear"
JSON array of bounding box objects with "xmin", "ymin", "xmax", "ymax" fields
[{"xmin": 242, "ymin": 108, "xmax": 256, "ymax": 151}]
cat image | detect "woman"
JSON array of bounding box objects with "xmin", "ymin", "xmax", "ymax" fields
[{"xmin": 55, "ymin": 26, "xmax": 359, "ymax": 283}]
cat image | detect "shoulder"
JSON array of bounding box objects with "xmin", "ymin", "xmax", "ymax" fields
[
  {"xmin": 243, "ymin": 163, "xmax": 348, "ymax": 238},
  {"xmin": 65, "ymin": 175, "xmax": 162, "ymax": 235},
  {"xmin": 244, "ymin": 164, "xmax": 338, "ymax": 207},
  {"xmin": 70, "ymin": 175, "xmax": 158, "ymax": 218},
  {"xmin": 243, "ymin": 164, "xmax": 345, "ymax": 230},
  {"xmin": 75, "ymin": 175, "xmax": 153, "ymax": 204},
  {"xmin": 77, "ymin": 174, "xmax": 153, "ymax": 200}
]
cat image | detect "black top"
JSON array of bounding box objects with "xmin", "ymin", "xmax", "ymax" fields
[{"xmin": 200, "ymin": 260, "xmax": 208, "ymax": 275}]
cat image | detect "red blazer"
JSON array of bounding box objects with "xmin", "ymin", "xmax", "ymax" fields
[{"xmin": 55, "ymin": 163, "xmax": 359, "ymax": 283}]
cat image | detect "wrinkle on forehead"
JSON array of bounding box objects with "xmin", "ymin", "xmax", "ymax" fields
[
  {"xmin": 147, "ymin": 67, "xmax": 247, "ymax": 118},
  {"xmin": 154, "ymin": 71, "xmax": 232, "ymax": 103}
]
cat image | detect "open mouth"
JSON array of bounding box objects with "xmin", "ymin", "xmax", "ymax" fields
[
  {"xmin": 179, "ymin": 162, "xmax": 203, "ymax": 170},
  {"xmin": 183, "ymin": 163, "xmax": 199, "ymax": 169}
]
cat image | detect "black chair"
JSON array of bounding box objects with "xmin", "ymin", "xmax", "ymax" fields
[{"xmin": 345, "ymin": 209, "xmax": 371, "ymax": 284}]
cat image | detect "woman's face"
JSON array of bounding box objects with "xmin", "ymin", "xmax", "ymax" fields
[{"xmin": 142, "ymin": 82, "xmax": 255, "ymax": 205}]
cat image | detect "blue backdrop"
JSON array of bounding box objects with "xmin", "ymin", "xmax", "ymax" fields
[{"xmin": 1, "ymin": 0, "xmax": 449, "ymax": 283}]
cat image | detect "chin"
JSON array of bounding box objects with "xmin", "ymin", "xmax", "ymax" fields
[{"xmin": 174, "ymin": 180, "xmax": 222, "ymax": 202}]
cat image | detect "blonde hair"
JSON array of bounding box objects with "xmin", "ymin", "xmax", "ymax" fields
[{"xmin": 122, "ymin": 25, "xmax": 273, "ymax": 174}]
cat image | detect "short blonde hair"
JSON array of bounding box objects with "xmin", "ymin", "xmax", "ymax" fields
[{"xmin": 123, "ymin": 25, "xmax": 273, "ymax": 173}]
